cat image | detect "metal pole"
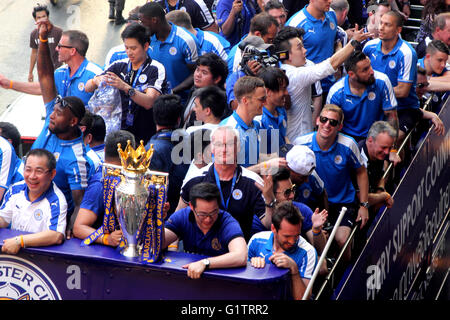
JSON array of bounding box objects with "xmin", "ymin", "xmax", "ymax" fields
[{"xmin": 302, "ymin": 206, "xmax": 347, "ymax": 300}]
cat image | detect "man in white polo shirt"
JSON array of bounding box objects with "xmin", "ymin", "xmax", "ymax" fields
[{"xmin": 0, "ymin": 149, "xmax": 67, "ymax": 254}]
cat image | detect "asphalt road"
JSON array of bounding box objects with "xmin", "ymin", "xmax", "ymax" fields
[{"xmin": 0, "ymin": 0, "xmax": 142, "ymax": 114}]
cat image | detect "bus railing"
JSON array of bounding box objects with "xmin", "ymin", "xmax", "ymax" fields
[{"xmin": 313, "ymin": 93, "xmax": 436, "ymax": 300}]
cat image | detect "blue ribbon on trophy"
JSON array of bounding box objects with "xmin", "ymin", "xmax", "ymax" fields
[{"xmin": 81, "ymin": 140, "xmax": 169, "ymax": 262}]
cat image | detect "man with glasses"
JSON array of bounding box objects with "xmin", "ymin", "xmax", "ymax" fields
[
  {"xmin": 164, "ymin": 182, "xmax": 247, "ymax": 279},
  {"xmin": 293, "ymin": 104, "xmax": 369, "ymax": 262},
  {"xmin": 0, "ymin": 149, "xmax": 67, "ymax": 254},
  {"xmin": 285, "ymin": 144, "xmax": 329, "ymax": 215},
  {"xmin": 254, "ymin": 167, "xmax": 328, "ymax": 255},
  {"xmin": 31, "ymin": 21, "xmax": 96, "ymax": 239},
  {"xmin": 177, "ymin": 126, "xmax": 273, "ymax": 241},
  {"xmin": 0, "ymin": 29, "xmax": 102, "ymax": 106}
]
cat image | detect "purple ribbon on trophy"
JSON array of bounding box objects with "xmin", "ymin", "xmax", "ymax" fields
[{"xmin": 81, "ymin": 140, "xmax": 169, "ymax": 262}]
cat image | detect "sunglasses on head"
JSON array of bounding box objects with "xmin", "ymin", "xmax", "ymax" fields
[
  {"xmin": 319, "ymin": 116, "xmax": 340, "ymax": 127},
  {"xmin": 55, "ymin": 95, "xmax": 77, "ymax": 116}
]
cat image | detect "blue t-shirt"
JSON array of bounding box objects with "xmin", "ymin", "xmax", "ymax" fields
[
  {"xmin": 146, "ymin": 129, "xmax": 189, "ymax": 216},
  {"xmin": 326, "ymin": 71, "xmax": 397, "ymax": 137},
  {"xmin": 148, "ymin": 23, "xmax": 198, "ymax": 100},
  {"xmin": 79, "ymin": 169, "xmax": 103, "ymax": 229},
  {"xmin": 254, "ymin": 107, "xmax": 287, "ymax": 154},
  {"xmin": 294, "ymin": 132, "xmax": 364, "ymax": 204},
  {"xmin": 225, "ymin": 70, "xmax": 245, "ymax": 105},
  {"xmin": 54, "ymin": 58, "xmax": 103, "ymax": 105},
  {"xmin": 220, "ymin": 111, "xmax": 261, "ymax": 167},
  {"xmin": 294, "ymin": 170, "xmax": 325, "ymax": 210},
  {"xmin": 166, "ymin": 207, "xmax": 244, "ymax": 256},
  {"xmin": 216, "ymin": 0, "xmax": 258, "ymax": 47},
  {"xmin": 32, "ymin": 99, "xmax": 96, "ymax": 214},
  {"xmin": 363, "ymin": 38, "xmax": 419, "ymax": 110},
  {"xmin": 195, "ymin": 28, "xmax": 230, "ymax": 60},
  {"xmin": 286, "ymin": 6, "xmax": 338, "ymax": 92}
]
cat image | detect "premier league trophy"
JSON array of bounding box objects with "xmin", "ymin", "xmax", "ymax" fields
[{"xmin": 103, "ymin": 140, "xmax": 168, "ymax": 260}]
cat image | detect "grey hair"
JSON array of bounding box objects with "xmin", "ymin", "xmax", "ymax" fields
[{"xmin": 367, "ymin": 121, "xmax": 397, "ymax": 140}]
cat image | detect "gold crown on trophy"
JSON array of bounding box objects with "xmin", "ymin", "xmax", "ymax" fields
[{"xmin": 117, "ymin": 140, "xmax": 154, "ymax": 173}]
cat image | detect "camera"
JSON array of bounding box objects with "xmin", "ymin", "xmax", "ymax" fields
[{"xmin": 239, "ymin": 44, "xmax": 289, "ymax": 76}]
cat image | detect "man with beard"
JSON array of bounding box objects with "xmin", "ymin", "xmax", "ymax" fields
[
  {"xmin": 31, "ymin": 20, "xmax": 95, "ymax": 239},
  {"xmin": 326, "ymin": 51, "xmax": 399, "ymax": 143},
  {"xmin": 248, "ymin": 201, "xmax": 317, "ymax": 300}
]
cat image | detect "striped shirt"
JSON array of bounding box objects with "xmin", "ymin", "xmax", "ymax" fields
[
  {"xmin": 31, "ymin": 99, "xmax": 95, "ymax": 215},
  {"xmin": 0, "ymin": 137, "xmax": 20, "ymax": 193},
  {"xmin": 148, "ymin": 23, "xmax": 198, "ymax": 93},
  {"xmin": 195, "ymin": 28, "xmax": 230, "ymax": 60},
  {"xmin": 248, "ymin": 231, "xmax": 317, "ymax": 279},
  {"xmin": 0, "ymin": 181, "xmax": 67, "ymax": 235}
]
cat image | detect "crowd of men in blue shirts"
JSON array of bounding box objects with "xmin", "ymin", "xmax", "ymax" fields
[{"xmin": 0, "ymin": 0, "xmax": 448, "ymax": 299}]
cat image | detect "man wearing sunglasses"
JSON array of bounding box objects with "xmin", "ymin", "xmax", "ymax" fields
[
  {"xmin": 254, "ymin": 167, "xmax": 328, "ymax": 255},
  {"xmin": 164, "ymin": 182, "xmax": 247, "ymax": 279},
  {"xmin": 0, "ymin": 29, "xmax": 102, "ymax": 106},
  {"xmin": 293, "ymin": 104, "xmax": 369, "ymax": 262},
  {"xmin": 31, "ymin": 20, "xmax": 96, "ymax": 239}
]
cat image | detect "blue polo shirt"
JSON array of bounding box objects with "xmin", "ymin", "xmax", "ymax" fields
[
  {"xmin": 195, "ymin": 28, "xmax": 230, "ymax": 60},
  {"xmin": 146, "ymin": 129, "xmax": 190, "ymax": 216},
  {"xmin": 220, "ymin": 111, "xmax": 261, "ymax": 167},
  {"xmin": 181, "ymin": 163, "xmax": 266, "ymax": 241},
  {"xmin": 216, "ymin": 0, "xmax": 258, "ymax": 47},
  {"xmin": 148, "ymin": 23, "xmax": 198, "ymax": 99},
  {"xmin": 326, "ymin": 70, "xmax": 397, "ymax": 137},
  {"xmin": 363, "ymin": 38, "xmax": 419, "ymax": 110},
  {"xmin": 225, "ymin": 70, "xmax": 245, "ymax": 105},
  {"xmin": 32, "ymin": 99, "xmax": 96, "ymax": 215},
  {"xmin": 79, "ymin": 169, "xmax": 104, "ymax": 229},
  {"xmin": 248, "ymin": 231, "xmax": 317, "ymax": 279},
  {"xmin": 254, "ymin": 107, "xmax": 287, "ymax": 154},
  {"xmin": 166, "ymin": 207, "xmax": 244, "ymax": 256},
  {"xmin": 295, "ymin": 170, "xmax": 325, "ymax": 211},
  {"xmin": 286, "ymin": 6, "xmax": 338, "ymax": 92},
  {"xmin": 294, "ymin": 132, "xmax": 364, "ymax": 204},
  {"xmin": 54, "ymin": 58, "xmax": 103, "ymax": 105}
]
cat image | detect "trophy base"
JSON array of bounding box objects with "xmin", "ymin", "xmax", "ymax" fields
[{"xmin": 120, "ymin": 244, "xmax": 140, "ymax": 258}]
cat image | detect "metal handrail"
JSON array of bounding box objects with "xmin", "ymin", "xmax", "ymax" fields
[{"xmin": 314, "ymin": 94, "xmax": 435, "ymax": 300}]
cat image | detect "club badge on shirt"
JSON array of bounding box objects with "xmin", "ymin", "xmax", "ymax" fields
[{"xmin": 232, "ymin": 189, "xmax": 243, "ymax": 200}]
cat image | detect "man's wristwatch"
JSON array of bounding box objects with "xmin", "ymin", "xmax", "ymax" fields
[
  {"xmin": 127, "ymin": 87, "xmax": 136, "ymax": 97},
  {"xmin": 265, "ymin": 199, "xmax": 277, "ymax": 208},
  {"xmin": 202, "ymin": 258, "xmax": 210, "ymax": 269},
  {"xmin": 350, "ymin": 39, "xmax": 360, "ymax": 48},
  {"xmin": 360, "ymin": 201, "xmax": 369, "ymax": 209}
]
